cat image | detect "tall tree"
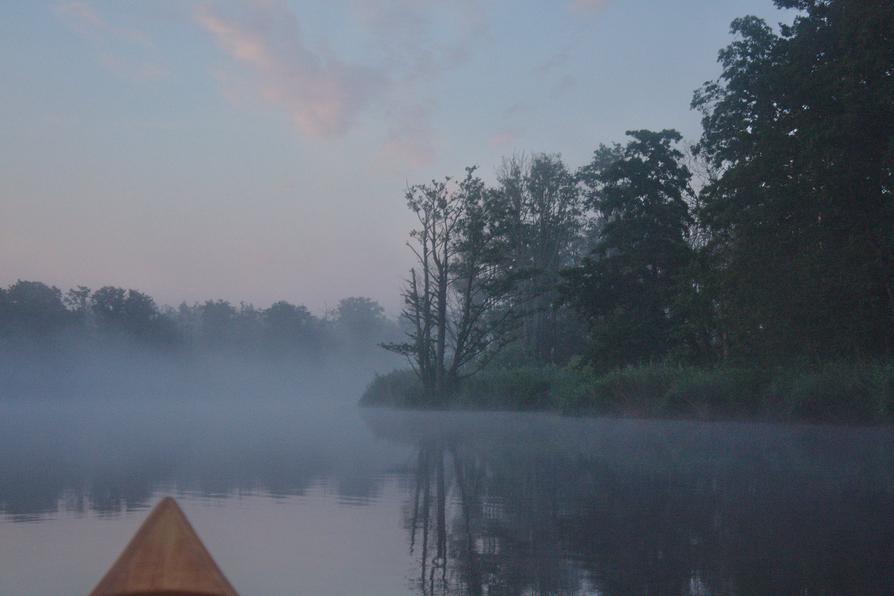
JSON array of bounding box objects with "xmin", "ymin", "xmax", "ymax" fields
[
  {"xmin": 692, "ymin": 0, "xmax": 894, "ymax": 358},
  {"xmin": 64, "ymin": 286, "xmax": 93, "ymax": 331},
  {"xmin": 263, "ymin": 301, "xmax": 321, "ymax": 354},
  {"xmin": 91, "ymin": 286, "xmax": 173, "ymax": 343},
  {"xmin": 0, "ymin": 281, "xmax": 71, "ymax": 338},
  {"xmin": 384, "ymin": 168, "xmax": 521, "ymax": 399},
  {"xmin": 199, "ymin": 300, "xmax": 238, "ymax": 346},
  {"xmin": 333, "ymin": 297, "xmax": 393, "ymax": 347},
  {"xmin": 489, "ymin": 154, "xmax": 585, "ymax": 363},
  {"xmin": 561, "ymin": 130, "xmax": 694, "ymax": 367}
]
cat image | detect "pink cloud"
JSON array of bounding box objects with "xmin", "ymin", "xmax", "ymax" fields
[
  {"xmin": 54, "ymin": 1, "xmax": 167, "ymax": 82},
  {"xmin": 54, "ymin": 2, "xmax": 151, "ymax": 46},
  {"xmin": 196, "ymin": 2, "xmax": 385, "ymax": 138}
]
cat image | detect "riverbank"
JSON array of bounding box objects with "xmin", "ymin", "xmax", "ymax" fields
[{"xmin": 360, "ymin": 361, "xmax": 894, "ymax": 424}]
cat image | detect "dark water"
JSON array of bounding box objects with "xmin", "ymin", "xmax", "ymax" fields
[{"xmin": 1, "ymin": 399, "xmax": 893, "ymax": 595}]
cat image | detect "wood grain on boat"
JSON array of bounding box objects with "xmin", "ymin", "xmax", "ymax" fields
[{"xmin": 90, "ymin": 497, "xmax": 238, "ymax": 596}]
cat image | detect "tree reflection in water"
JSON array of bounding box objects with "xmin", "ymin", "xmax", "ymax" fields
[
  {"xmin": 1, "ymin": 402, "xmax": 892, "ymax": 595},
  {"xmin": 381, "ymin": 411, "xmax": 894, "ymax": 595},
  {"xmin": 406, "ymin": 437, "xmax": 582, "ymax": 595}
]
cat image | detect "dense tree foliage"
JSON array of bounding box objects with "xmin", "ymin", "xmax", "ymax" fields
[
  {"xmin": 490, "ymin": 154, "xmax": 586, "ymax": 363},
  {"xmin": 692, "ymin": 0, "xmax": 894, "ymax": 360},
  {"xmin": 0, "ymin": 281, "xmax": 70, "ymax": 340},
  {"xmin": 387, "ymin": 0, "xmax": 894, "ymax": 400},
  {"xmin": 561, "ymin": 130, "xmax": 694, "ymax": 368},
  {"xmin": 0, "ymin": 280, "xmax": 400, "ymax": 364}
]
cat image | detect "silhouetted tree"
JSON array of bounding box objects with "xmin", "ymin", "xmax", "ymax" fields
[
  {"xmin": 199, "ymin": 300, "xmax": 238, "ymax": 346},
  {"xmin": 562, "ymin": 130, "xmax": 694, "ymax": 367},
  {"xmin": 90, "ymin": 286, "xmax": 174, "ymax": 344},
  {"xmin": 333, "ymin": 297, "xmax": 387, "ymax": 342},
  {"xmin": 263, "ymin": 300, "xmax": 322, "ymax": 355},
  {"xmin": 0, "ymin": 280, "xmax": 71, "ymax": 338},
  {"xmin": 64, "ymin": 286, "xmax": 92, "ymax": 330},
  {"xmin": 384, "ymin": 168, "xmax": 523, "ymax": 399},
  {"xmin": 692, "ymin": 0, "xmax": 894, "ymax": 359},
  {"xmin": 488, "ymin": 154, "xmax": 586, "ymax": 363}
]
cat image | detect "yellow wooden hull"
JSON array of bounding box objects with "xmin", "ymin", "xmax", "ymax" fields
[{"xmin": 91, "ymin": 497, "xmax": 238, "ymax": 596}]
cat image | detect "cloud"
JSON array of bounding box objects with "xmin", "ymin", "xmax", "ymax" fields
[
  {"xmin": 55, "ymin": 1, "xmax": 150, "ymax": 45},
  {"xmin": 195, "ymin": 1, "xmax": 492, "ymax": 167},
  {"xmin": 55, "ymin": 2, "xmax": 103, "ymax": 32},
  {"xmin": 351, "ymin": 0, "xmax": 487, "ymax": 82},
  {"xmin": 353, "ymin": 1, "xmax": 490, "ymax": 167},
  {"xmin": 196, "ymin": 1, "xmax": 386, "ymax": 138},
  {"xmin": 54, "ymin": 1, "xmax": 167, "ymax": 82}
]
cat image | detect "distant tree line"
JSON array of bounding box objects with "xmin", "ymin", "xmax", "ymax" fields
[
  {"xmin": 0, "ymin": 279, "xmax": 400, "ymax": 359},
  {"xmin": 387, "ymin": 0, "xmax": 894, "ymax": 399}
]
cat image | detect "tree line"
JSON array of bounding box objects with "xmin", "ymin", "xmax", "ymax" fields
[
  {"xmin": 386, "ymin": 0, "xmax": 894, "ymax": 399},
  {"xmin": 0, "ymin": 279, "xmax": 399, "ymax": 358}
]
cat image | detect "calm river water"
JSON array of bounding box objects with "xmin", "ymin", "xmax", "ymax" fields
[{"xmin": 1, "ymin": 399, "xmax": 892, "ymax": 595}]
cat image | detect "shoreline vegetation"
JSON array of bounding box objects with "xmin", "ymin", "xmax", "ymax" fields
[
  {"xmin": 0, "ymin": 280, "xmax": 404, "ymax": 399},
  {"xmin": 368, "ymin": 0, "xmax": 894, "ymax": 424},
  {"xmin": 362, "ymin": 361, "xmax": 894, "ymax": 425}
]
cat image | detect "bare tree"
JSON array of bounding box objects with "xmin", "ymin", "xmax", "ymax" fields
[{"xmin": 383, "ymin": 167, "xmax": 521, "ymax": 400}]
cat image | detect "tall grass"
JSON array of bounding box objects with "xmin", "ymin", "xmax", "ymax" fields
[
  {"xmin": 765, "ymin": 361, "xmax": 894, "ymax": 422},
  {"xmin": 361, "ymin": 360, "xmax": 894, "ymax": 424},
  {"xmin": 359, "ymin": 369, "xmax": 422, "ymax": 407}
]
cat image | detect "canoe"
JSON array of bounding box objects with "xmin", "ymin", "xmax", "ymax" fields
[{"xmin": 90, "ymin": 497, "xmax": 238, "ymax": 596}]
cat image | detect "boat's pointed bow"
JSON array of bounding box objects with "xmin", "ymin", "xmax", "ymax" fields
[{"xmin": 90, "ymin": 497, "xmax": 238, "ymax": 596}]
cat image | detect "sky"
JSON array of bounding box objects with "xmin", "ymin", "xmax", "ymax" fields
[{"xmin": 0, "ymin": 0, "xmax": 793, "ymax": 315}]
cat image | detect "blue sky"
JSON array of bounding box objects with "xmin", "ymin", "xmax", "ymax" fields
[{"xmin": 0, "ymin": 0, "xmax": 792, "ymax": 314}]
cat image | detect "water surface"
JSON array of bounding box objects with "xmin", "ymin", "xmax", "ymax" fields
[{"xmin": 1, "ymin": 399, "xmax": 892, "ymax": 595}]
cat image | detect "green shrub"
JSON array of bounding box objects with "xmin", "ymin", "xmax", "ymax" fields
[
  {"xmin": 361, "ymin": 360, "xmax": 894, "ymax": 424},
  {"xmin": 769, "ymin": 361, "xmax": 894, "ymax": 423},
  {"xmin": 553, "ymin": 365, "xmax": 599, "ymax": 412},
  {"xmin": 664, "ymin": 367, "xmax": 768, "ymax": 418},
  {"xmin": 556, "ymin": 364, "xmax": 676, "ymax": 415},
  {"xmin": 457, "ymin": 366, "xmax": 557, "ymax": 409},
  {"xmin": 360, "ymin": 369, "xmax": 423, "ymax": 407}
]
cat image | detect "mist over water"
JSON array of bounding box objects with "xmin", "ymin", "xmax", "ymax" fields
[
  {"xmin": 0, "ymin": 330, "xmax": 398, "ymax": 402},
  {"xmin": 1, "ymin": 0, "xmax": 892, "ymax": 594},
  {"xmin": 0, "ymin": 292, "xmax": 892, "ymax": 594},
  {"xmin": 1, "ymin": 382, "xmax": 893, "ymax": 595}
]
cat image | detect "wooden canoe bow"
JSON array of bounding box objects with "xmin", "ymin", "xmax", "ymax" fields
[{"xmin": 90, "ymin": 497, "xmax": 238, "ymax": 596}]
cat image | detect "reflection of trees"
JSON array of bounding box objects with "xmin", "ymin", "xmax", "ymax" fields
[
  {"xmin": 0, "ymin": 428, "xmax": 335, "ymax": 518},
  {"xmin": 385, "ymin": 411, "xmax": 894, "ymax": 595},
  {"xmin": 0, "ymin": 403, "xmax": 396, "ymax": 519},
  {"xmin": 4, "ymin": 405, "xmax": 894, "ymax": 594},
  {"xmin": 407, "ymin": 439, "xmax": 579, "ymax": 595},
  {"xmin": 409, "ymin": 443, "xmax": 448, "ymax": 595}
]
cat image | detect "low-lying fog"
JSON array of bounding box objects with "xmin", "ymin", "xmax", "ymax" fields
[
  {"xmin": 1, "ymin": 288, "xmax": 893, "ymax": 595},
  {"xmin": 1, "ymin": 392, "xmax": 893, "ymax": 594},
  {"xmin": 0, "ymin": 339, "xmax": 395, "ymax": 402}
]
